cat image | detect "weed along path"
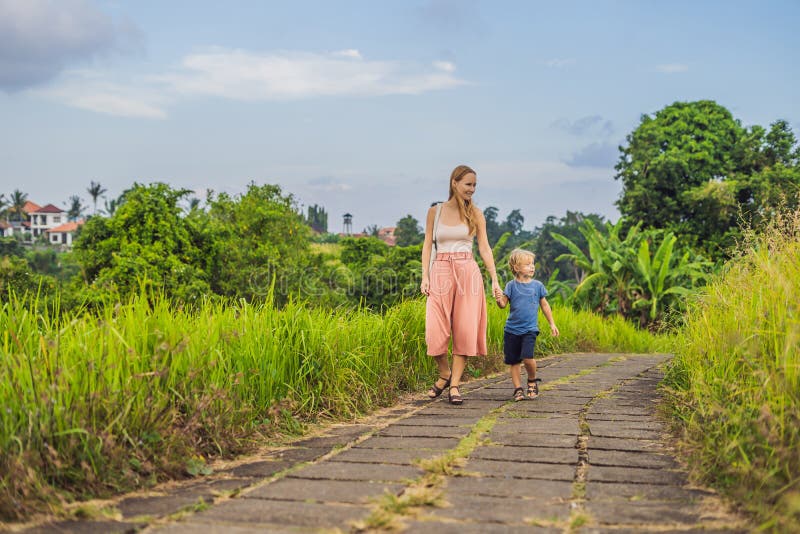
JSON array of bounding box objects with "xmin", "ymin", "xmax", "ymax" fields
[{"xmin": 26, "ymin": 353, "xmax": 748, "ymax": 533}]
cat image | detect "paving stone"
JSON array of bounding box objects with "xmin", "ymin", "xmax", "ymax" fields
[
  {"xmin": 589, "ymin": 427, "xmax": 663, "ymax": 440},
  {"xmin": 378, "ymin": 425, "xmax": 469, "ymax": 438},
  {"xmin": 353, "ymin": 436, "xmax": 460, "ymax": 449},
  {"xmin": 416, "ymin": 406, "xmax": 494, "ymax": 416},
  {"xmin": 495, "ymin": 414, "xmax": 580, "ymax": 435},
  {"xmin": 488, "ymin": 431, "xmax": 577, "ymax": 448},
  {"xmin": 446, "ymin": 475, "xmax": 573, "ymax": 500},
  {"xmin": 402, "ymin": 520, "xmax": 556, "ymax": 533},
  {"xmin": 588, "ymin": 436, "xmax": 665, "ymax": 452},
  {"xmin": 392, "ymin": 415, "xmax": 480, "ymax": 427},
  {"xmin": 155, "ymin": 521, "xmax": 298, "ymax": 533},
  {"xmin": 585, "ymin": 499, "xmax": 704, "ymax": 525},
  {"xmin": 331, "ymin": 447, "xmax": 443, "ymax": 465},
  {"xmin": 471, "ymin": 445, "xmax": 577, "ymax": 465},
  {"xmin": 268, "ymin": 447, "xmax": 328, "ymax": 463},
  {"xmin": 190, "ymin": 498, "xmax": 366, "ymax": 528},
  {"xmin": 589, "ymin": 419, "xmax": 663, "ymax": 431},
  {"xmin": 226, "ymin": 459, "xmax": 292, "ymax": 478},
  {"xmin": 586, "ymin": 413, "xmax": 655, "ymax": 422},
  {"xmin": 246, "ymin": 478, "xmax": 403, "ymax": 504},
  {"xmin": 586, "ymin": 481, "xmax": 713, "ymax": 501},
  {"xmin": 23, "ymin": 521, "xmax": 141, "ymax": 533},
  {"xmin": 287, "ymin": 461, "xmax": 422, "ymax": 482},
  {"xmin": 589, "ymin": 450, "xmax": 678, "ymax": 469},
  {"xmin": 462, "ymin": 459, "xmax": 575, "ymax": 481},
  {"xmin": 426, "ymin": 494, "xmax": 571, "ymax": 523},
  {"xmin": 588, "ymin": 465, "xmax": 687, "ymax": 485},
  {"xmin": 117, "ymin": 493, "xmax": 213, "ymax": 519}
]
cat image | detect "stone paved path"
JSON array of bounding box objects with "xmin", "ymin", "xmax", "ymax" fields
[{"xmin": 25, "ymin": 353, "xmax": 748, "ymax": 533}]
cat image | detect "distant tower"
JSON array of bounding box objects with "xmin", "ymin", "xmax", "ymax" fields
[{"xmin": 343, "ymin": 213, "xmax": 353, "ymax": 235}]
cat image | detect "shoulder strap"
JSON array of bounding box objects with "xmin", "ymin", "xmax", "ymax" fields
[
  {"xmin": 432, "ymin": 202, "xmax": 443, "ymax": 252},
  {"xmin": 429, "ymin": 202, "xmax": 443, "ymax": 273}
]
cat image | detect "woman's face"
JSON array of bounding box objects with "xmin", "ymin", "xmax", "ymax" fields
[{"xmin": 452, "ymin": 173, "xmax": 477, "ymax": 202}]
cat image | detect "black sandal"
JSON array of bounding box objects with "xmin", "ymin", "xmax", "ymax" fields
[
  {"xmin": 428, "ymin": 375, "xmax": 451, "ymax": 399},
  {"xmin": 448, "ymin": 385, "xmax": 463, "ymax": 405},
  {"xmin": 527, "ymin": 378, "xmax": 542, "ymax": 399},
  {"xmin": 513, "ymin": 387, "xmax": 525, "ymax": 402}
]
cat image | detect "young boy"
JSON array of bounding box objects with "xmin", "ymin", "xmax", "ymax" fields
[{"xmin": 494, "ymin": 249, "xmax": 559, "ymax": 401}]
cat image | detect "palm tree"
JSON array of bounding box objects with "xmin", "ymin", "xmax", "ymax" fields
[
  {"xmin": 67, "ymin": 195, "xmax": 85, "ymax": 222},
  {"xmin": 87, "ymin": 181, "xmax": 107, "ymax": 214},
  {"xmin": 103, "ymin": 197, "xmax": 119, "ymax": 216},
  {"xmin": 10, "ymin": 189, "xmax": 28, "ymax": 223},
  {"xmin": 0, "ymin": 193, "xmax": 8, "ymax": 222}
]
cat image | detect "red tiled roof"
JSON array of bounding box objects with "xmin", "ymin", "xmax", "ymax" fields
[
  {"xmin": 47, "ymin": 221, "xmax": 83, "ymax": 233},
  {"xmin": 23, "ymin": 200, "xmax": 41, "ymax": 214},
  {"xmin": 33, "ymin": 203, "xmax": 65, "ymax": 214}
]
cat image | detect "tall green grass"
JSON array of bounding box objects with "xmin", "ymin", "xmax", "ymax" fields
[
  {"xmin": 1, "ymin": 289, "xmax": 664, "ymax": 520},
  {"xmin": 664, "ymin": 209, "xmax": 800, "ymax": 532}
]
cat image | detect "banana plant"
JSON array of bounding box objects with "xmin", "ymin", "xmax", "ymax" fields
[
  {"xmin": 632, "ymin": 233, "xmax": 711, "ymax": 324},
  {"xmin": 552, "ymin": 219, "xmax": 710, "ymax": 326}
]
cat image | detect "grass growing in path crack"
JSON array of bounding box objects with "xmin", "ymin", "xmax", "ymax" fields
[{"xmin": 355, "ymin": 410, "xmax": 502, "ymax": 530}]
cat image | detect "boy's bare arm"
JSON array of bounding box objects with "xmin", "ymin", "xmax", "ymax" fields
[{"xmin": 540, "ymin": 297, "xmax": 560, "ymax": 337}]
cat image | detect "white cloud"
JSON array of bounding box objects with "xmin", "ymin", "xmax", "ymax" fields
[
  {"xmin": 433, "ymin": 60, "xmax": 456, "ymax": 73},
  {"xmin": 158, "ymin": 48, "xmax": 465, "ymax": 100},
  {"xmin": 656, "ymin": 63, "xmax": 688, "ymax": 73},
  {"xmin": 36, "ymin": 48, "xmax": 466, "ymax": 117},
  {"xmin": 32, "ymin": 69, "xmax": 169, "ymax": 119},
  {"xmin": 543, "ymin": 58, "xmax": 575, "ymax": 68},
  {"xmin": 333, "ymin": 49, "xmax": 363, "ymax": 60}
]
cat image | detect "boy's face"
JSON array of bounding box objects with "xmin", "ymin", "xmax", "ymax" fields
[{"xmin": 515, "ymin": 258, "xmax": 535, "ymax": 278}]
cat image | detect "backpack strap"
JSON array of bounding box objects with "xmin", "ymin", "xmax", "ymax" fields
[{"xmin": 430, "ymin": 202, "xmax": 443, "ymax": 273}]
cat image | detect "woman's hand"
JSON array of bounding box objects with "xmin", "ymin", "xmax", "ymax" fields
[
  {"xmin": 420, "ymin": 276, "xmax": 430, "ymax": 296},
  {"xmin": 491, "ymin": 279, "xmax": 502, "ymax": 300}
]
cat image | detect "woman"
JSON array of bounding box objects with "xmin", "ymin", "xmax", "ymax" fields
[{"xmin": 421, "ymin": 164, "xmax": 502, "ymax": 405}]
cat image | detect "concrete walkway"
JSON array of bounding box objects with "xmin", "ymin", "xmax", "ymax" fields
[{"xmin": 26, "ymin": 353, "xmax": 748, "ymax": 533}]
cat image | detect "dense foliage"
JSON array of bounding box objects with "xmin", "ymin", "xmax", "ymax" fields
[{"xmin": 616, "ymin": 100, "xmax": 800, "ymax": 258}]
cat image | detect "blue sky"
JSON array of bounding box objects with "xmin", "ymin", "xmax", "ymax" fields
[{"xmin": 1, "ymin": 0, "xmax": 798, "ymax": 232}]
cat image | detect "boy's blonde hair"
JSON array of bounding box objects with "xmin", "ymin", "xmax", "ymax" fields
[{"xmin": 508, "ymin": 248, "xmax": 536, "ymax": 275}]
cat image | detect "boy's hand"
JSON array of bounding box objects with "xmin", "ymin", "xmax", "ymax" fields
[
  {"xmin": 492, "ymin": 285, "xmax": 503, "ymax": 300},
  {"xmin": 550, "ymin": 324, "xmax": 560, "ymax": 337}
]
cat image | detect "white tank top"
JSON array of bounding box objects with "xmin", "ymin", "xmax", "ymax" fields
[{"xmin": 436, "ymin": 222, "xmax": 473, "ymax": 253}]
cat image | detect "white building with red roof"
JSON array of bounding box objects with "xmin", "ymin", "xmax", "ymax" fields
[
  {"xmin": 46, "ymin": 220, "xmax": 84, "ymax": 247},
  {"xmin": 30, "ymin": 203, "xmax": 67, "ymax": 238}
]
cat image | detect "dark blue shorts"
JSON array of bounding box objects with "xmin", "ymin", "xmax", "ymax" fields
[{"xmin": 503, "ymin": 331, "xmax": 538, "ymax": 365}]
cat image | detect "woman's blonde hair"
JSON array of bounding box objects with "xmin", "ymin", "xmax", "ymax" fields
[
  {"xmin": 449, "ymin": 164, "xmax": 478, "ymax": 235},
  {"xmin": 508, "ymin": 248, "xmax": 536, "ymax": 275}
]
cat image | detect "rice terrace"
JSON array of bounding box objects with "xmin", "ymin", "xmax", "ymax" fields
[{"xmin": 1, "ymin": 2, "xmax": 799, "ymax": 533}]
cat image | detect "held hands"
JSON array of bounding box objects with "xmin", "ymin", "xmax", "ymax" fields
[{"xmin": 491, "ymin": 280, "xmax": 503, "ymax": 301}]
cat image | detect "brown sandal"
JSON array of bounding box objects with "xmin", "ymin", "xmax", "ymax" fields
[
  {"xmin": 428, "ymin": 376, "xmax": 451, "ymax": 399},
  {"xmin": 448, "ymin": 386, "xmax": 463, "ymax": 405},
  {"xmin": 527, "ymin": 378, "xmax": 541, "ymax": 399},
  {"xmin": 513, "ymin": 387, "xmax": 525, "ymax": 402}
]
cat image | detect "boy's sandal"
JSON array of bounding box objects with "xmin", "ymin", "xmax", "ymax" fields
[
  {"xmin": 513, "ymin": 387, "xmax": 525, "ymax": 402},
  {"xmin": 428, "ymin": 376, "xmax": 451, "ymax": 399},
  {"xmin": 448, "ymin": 386, "xmax": 464, "ymax": 405},
  {"xmin": 527, "ymin": 378, "xmax": 542, "ymax": 398}
]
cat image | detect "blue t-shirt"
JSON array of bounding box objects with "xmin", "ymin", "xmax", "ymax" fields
[{"xmin": 504, "ymin": 279, "xmax": 548, "ymax": 335}]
